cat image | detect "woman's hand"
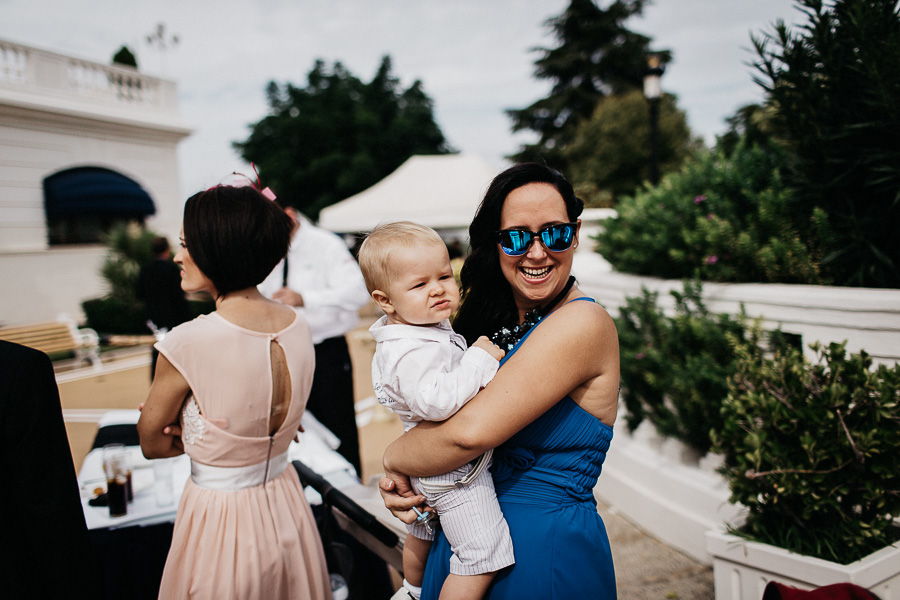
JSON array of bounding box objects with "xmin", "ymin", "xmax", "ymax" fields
[
  {"xmin": 139, "ymin": 402, "xmax": 183, "ymax": 446},
  {"xmin": 378, "ymin": 470, "xmax": 432, "ymax": 524}
]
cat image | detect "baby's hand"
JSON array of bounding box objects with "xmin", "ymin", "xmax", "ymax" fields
[{"xmin": 473, "ymin": 336, "xmax": 505, "ymax": 361}]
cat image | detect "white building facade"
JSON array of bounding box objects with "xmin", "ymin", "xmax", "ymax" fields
[{"xmin": 0, "ymin": 39, "xmax": 191, "ymax": 325}]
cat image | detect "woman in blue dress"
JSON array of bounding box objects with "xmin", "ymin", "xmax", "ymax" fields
[{"xmin": 381, "ymin": 162, "xmax": 620, "ymax": 599}]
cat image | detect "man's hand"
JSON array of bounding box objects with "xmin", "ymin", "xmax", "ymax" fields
[{"xmin": 272, "ymin": 287, "xmax": 304, "ymax": 307}]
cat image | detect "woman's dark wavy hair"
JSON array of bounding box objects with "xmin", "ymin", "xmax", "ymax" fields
[
  {"xmin": 183, "ymin": 185, "xmax": 293, "ymax": 298},
  {"xmin": 452, "ymin": 163, "xmax": 583, "ymax": 345}
]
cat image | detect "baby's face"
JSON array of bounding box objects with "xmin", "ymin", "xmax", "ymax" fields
[{"xmin": 382, "ymin": 242, "xmax": 459, "ymax": 326}]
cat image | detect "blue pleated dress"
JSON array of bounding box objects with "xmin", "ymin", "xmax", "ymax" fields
[{"xmin": 421, "ymin": 299, "xmax": 617, "ymax": 599}]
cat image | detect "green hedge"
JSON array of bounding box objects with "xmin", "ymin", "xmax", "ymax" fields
[
  {"xmin": 713, "ymin": 342, "xmax": 900, "ymax": 564},
  {"xmin": 82, "ymin": 297, "xmax": 147, "ymax": 335},
  {"xmin": 617, "ymin": 279, "xmax": 900, "ymax": 563},
  {"xmin": 596, "ymin": 141, "xmax": 821, "ymax": 284},
  {"xmin": 82, "ymin": 297, "xmax": 214, "ymax": 336},
  {"xmin": 616, "ymin": 280, "xmax": 752, "ymax": 454}
]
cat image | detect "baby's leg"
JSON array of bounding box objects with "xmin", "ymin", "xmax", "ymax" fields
[
  {"xmin": 417, "ymin": 465, "xmax": 514, "ymax": 600},
  {"xmin": 403, "ymin": 534, "xmax": 432, "ymax": 591},
  {"xmin": 439, "ymin": 572, "xmax": 495, "ymax": 600}
]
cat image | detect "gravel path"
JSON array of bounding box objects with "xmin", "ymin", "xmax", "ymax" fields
[{"xmin": 599, "ymin": 502, "xmax": 715, "ymax": 600}]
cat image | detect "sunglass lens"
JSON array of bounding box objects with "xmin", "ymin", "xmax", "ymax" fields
[
  {"xmin": 542, "ymin": 224, "xmax": 575, "ymax": 251},
  {"xmin": 499, "ymin": 230, "xmax": 532, "ymax": 255}
]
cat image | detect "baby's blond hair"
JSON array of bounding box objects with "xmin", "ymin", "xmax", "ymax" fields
[{"xmin": 358, "ymin": 221, "xmax": 446, "ymax": 293}]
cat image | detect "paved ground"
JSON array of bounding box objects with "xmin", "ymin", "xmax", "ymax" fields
[{"xmin": 601, "ymin": 502, "xmax": 715, "ymax": 599}]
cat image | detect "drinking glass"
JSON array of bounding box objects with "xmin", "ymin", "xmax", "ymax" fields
[{"xmin": 102, "ymin": 444, "xmax": 129, "ymax": 517}]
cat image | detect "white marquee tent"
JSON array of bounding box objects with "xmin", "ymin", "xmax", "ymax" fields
[{"xmin": 317, "ymin": 154, "xmax": 500, "ymax": 233}]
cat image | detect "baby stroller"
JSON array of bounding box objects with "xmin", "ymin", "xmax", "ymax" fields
[{"xmin": 293, "ymin": 460, "xmax": 402, "ymax": 599}]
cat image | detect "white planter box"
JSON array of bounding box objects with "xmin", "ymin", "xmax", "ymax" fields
[
  {"xmin": 706, "ymin": 529, "xmax": 900, "ymax": 599},
  {"xmin": 594, "ymin": 420, "xmax": 745, "ymax": 564},
  {"xmin": 572, "ymin": 253, "xmax": 900, "ymax": 366}
]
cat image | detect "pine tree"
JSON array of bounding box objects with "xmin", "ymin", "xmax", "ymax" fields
[{"xmin": 507, "ymin": 0, "xmax": 668, "ymax": 169}]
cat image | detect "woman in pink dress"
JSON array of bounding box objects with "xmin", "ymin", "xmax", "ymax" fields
[{"xmin": 138, "ymin": 183, "xmax": 332, "ymax": 599}]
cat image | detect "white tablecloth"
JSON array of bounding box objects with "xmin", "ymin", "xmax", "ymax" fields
[{"xmin": 79, "ymin": 412, "xmax": 358, "ymax": 530}]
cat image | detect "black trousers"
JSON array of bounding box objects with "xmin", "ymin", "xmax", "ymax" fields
[{"xmin": 309, "ymin": 335, "xmax": 361, "ymax": 477}]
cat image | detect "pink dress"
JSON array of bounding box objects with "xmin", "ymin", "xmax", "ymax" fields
[{"xmin": 155, "ymin": 312, "xmax": 332, "ymax": 600}]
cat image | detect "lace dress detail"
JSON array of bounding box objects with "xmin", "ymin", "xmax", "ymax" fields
[{"xmin": 180, "ymin": 397, "xmax": 206, "ymax": 445}]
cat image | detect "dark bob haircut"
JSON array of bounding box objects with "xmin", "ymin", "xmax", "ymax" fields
[
  {"xmin": 452, "ymin": 162, "xmax": 583, "ymax": 344},
  {"xmin": 182, "ymin": 185, "xmax": 293, "ymax": 297}
]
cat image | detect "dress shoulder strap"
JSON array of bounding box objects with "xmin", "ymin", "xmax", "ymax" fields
[{"xmin": 499, "ymin": 297, "xmax": 604, "ymax": 366}]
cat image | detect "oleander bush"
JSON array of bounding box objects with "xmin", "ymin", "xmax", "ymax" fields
[
  {"xmin": 616, "ymin": 280, "xmax": 756, "ymax": 454},
  {"xmin": 752, "ymin": 0, "xmax": 900, "ymax": 288},
  {"xmin": 597, "ymin": 0, "xmax": 900, "ymax": 288},
  {"xmin": 713, "ymin": 341, "xmax": 900, "ymax": 564},
  {"xmin": 596, "ymin": 141, "xmax": 821, "ymax": 284}
]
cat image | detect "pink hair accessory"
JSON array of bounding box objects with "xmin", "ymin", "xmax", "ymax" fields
[
  {"xmin": 208, "ymin": 162, "xmax": 278, "ymax": 201},
  {"xmin": 248, "ymin": 162, "xmax": 278, "ymax": 202}
]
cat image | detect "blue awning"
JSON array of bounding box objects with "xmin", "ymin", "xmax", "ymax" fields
[{"xmin": 44, "ymin": 167, "xmax": 156, "ymax": 218}]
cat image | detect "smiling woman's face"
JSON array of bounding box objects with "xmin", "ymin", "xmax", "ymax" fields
[{"xmin": 498, "ymin": 182, "xmax": 579, "ymax": 319}]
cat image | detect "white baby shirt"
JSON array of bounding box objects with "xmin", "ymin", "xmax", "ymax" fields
[{"xmin": 369, "ymin": 315, "xmax": 499, "ymax": 431}]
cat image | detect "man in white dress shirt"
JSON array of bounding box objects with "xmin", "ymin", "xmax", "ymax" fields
[{"xmin": 259, "ymin": 203, "xmax": 369, "ymax": 476}]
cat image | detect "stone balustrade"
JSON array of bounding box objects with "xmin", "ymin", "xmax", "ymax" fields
[{"xmin": 0, "ymin": 38, "xmax": 179, "ymax": 116}]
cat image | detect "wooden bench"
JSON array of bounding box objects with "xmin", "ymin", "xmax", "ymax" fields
[{"xmin": 0, "ymin": 320, "xmax": 101, "ymax": 367}]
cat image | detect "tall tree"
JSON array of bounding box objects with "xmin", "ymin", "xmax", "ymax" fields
[
  {"xmin": 563, "ymin": 90, "xmax": 698, "ymax": 204},
  {"xmin": 235, "ymin": 56, "xmax": 453, "ymax": 219},
  {"xmin": 507, "ymin": 0, "xmax": 669, "ymax": 169},
  {"xmin": 753, "ymin": 0, "xmax": 900, "ymax": 287}
]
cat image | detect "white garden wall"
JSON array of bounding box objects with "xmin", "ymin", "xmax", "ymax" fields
[
  {"xmin": 573, "ymin": 251, "xmax": 900, "ymax": 365},
  {"xmin": 573, "ymin": 248, "xmax": 900, "ymax": 564}
]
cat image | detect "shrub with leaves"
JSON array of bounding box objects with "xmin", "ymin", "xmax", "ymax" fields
[
  {"xmin": 564, "ymin": 90, "xmax": 699, "ymax": 204},
  {"xmin": 83, "ymin": 223, "xmax": 156, "ymax": 334},
  {"xmin": 100, "ymin": 223, "xmax": 156, "ymax": 304},
  {"xmin": 752, "ymin": 0, "xmax": 900, "ymax": 288},
  {"xmin": 596, "ymin": 141, "xmax": 821, "ymax": 284},
  {"xmin": 616, "ymin": 280, "xmax": 752, "ymax": 454},
  {"xmin": 713, "ymin": 341, "xmax": 900, "ymax": 564}
]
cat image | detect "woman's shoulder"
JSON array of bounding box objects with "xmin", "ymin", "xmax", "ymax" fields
[
  {"xmin": 160, "ymin": 313, "xmax": 230, "ymax": 345},
  {"xmin": 164, "ymin": 314, "xmax": 207, "ymax": 337},
  {"xmin": 519, "ymin": 297, "xmax": 616, "ymax": 358},
  {"xmin": 556, "ymin": 296, "xmax": 615, "ymax": 331}
]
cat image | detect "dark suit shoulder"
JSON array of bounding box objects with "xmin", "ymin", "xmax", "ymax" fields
[{"xmin": 0, "ymin": 340, "xmax": 52, "ymax": 377}]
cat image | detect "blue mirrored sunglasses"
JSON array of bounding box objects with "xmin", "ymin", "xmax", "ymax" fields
[{"xmin": 496, "ymin": 222, "xmax": 577, "ymax": 256}]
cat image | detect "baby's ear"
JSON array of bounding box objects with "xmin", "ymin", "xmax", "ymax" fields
[{"xmin": 371, "ymin": 290, "xmax": 395, "ymax": 315}]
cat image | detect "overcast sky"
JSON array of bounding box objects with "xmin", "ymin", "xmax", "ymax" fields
[{"xmin": 2, "ymin": 0, "xmax": 802, "ymax": 198}]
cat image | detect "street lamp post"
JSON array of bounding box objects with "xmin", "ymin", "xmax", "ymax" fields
[{"xmin": 643, "ymin": 53, "xmax": 665, "ymax": 186}]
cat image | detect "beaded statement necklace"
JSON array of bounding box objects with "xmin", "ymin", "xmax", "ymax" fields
[{"xmin": 489, "ymin": 276, "xmax": 576, "ymax": 353}]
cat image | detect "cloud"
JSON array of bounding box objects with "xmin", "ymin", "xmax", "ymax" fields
[{"xmin": 2, "ymin": 0, "xmax": 801, "ymax": 197}]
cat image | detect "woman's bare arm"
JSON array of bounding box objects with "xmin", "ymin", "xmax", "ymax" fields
[
  {"xmin": 383, "ymin": 301, "xmax": 618, "ymax": 478},
  {"xmin": 137, "ymin": 354, "xmax": 190, "ymax": 458}
]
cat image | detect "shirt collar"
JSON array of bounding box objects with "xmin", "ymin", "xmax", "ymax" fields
[{"xmin": 369, "ymin": 315, "xmax": 454, "ymax": 343}]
